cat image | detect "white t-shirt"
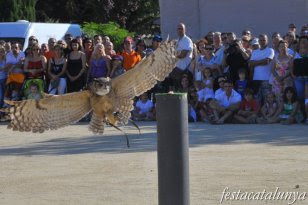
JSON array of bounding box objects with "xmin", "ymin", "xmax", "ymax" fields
[
  {"xmin": 135, "ymin": 100, "xmax": 154, "ymax": 114},
  {"xmin": 176, "ymin": 35, "xmax": 193, "ymax": 70},
  {"xmin": 214, "ymin": 88, "xmax": 224, "ymax": 98},
  {"xmin": 214, "ymin": 45, "xmax": 225, "ymax": 65},
  {"xmin": 215, "ymin": 89, "xmax": 242, "ymax": 108},
  {"xmin": 197, "ymin": 87, "xmax": 214, "ymax": 102},
  {"xmin": 250, "ymin": 47, "xmax": 274, "ymax": 80}
]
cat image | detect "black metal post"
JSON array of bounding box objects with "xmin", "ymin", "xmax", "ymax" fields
[{"xmin": 156, "ymin": 93, "xmax": 190, "ymax": 205}]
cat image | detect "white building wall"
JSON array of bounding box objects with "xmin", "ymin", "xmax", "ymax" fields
[{"xmin": 159, "ymin": 0, "xmax": 308, "ymax": 40}]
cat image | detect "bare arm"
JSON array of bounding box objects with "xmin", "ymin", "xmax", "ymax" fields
[
  {"xmin": 73, "ymin": 53, "xmax": 87, "ymax": 80},
  {"xmin": 41, "ymin": 56, "xmax": 47, "ymax": 72},
  {"xmin": 105, "ymin": 57, "xmax": 111, "ymax": 77},
  {"xmin": 260, "ymin": 104, "xmax": 267, "ymax": 118},
  {"xmin": 47, "ymin": 59, "xmax": 56, "ymax": 79},
  {"xmin": 239, "ymin": 47, "xmax": 250, "ymax": 60},
  {"xmin": 57, "ymin": 58, "xmax": 67, "ymax": 78},
  {"xmin": 273, "ymin": 103, "xmax": 283, "ymax": 119},
  {"xmin": 23, "ymin": 58, "xmax": 29, "ymax": 72},
  {"xmin": 271, "ymin": 58, "xmax": 278, "ymax": 78},
  {"xmin": 177, "ymin": 50, "xmax": 190, "ymax": 59},
  {"xmin": 290, "ymin": 57, "xmax": 295, "ymax": 78},
  {"xmin": 290, "ymin": 102, "xmax": 299, "ymax": 118},
  {"xmin": 249, "ymin": 58, "xmax": 272, "ymax": 67},
  {"xmin": 227, "ymin": 102, "xmax": 241, "ymax": 112}
]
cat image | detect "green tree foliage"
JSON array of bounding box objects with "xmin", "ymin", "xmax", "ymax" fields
[
  {"xmin": 0, "ymin": 0, "xmax": 36, "ymax": 22},
  {"xmin": 82, "ymin": 22, "xmax": 134, "ymax": 50},
  {"xmin": 110, "ymin": 0, "xmax": 160, "ymax": 34},
  {"xmin": 35, "ymin": 0, "xmax": 159, "ymax": 34},
  {"xmin": 0, "ymin": 0, "xmax": 159, "ymax": 34}
]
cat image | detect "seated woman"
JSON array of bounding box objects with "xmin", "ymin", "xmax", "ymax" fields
[{"xmin": 23, "ymin": 43, "xmax": 47, "ymax": 97}]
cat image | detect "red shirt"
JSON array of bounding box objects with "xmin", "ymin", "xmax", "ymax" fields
[
  {"xmin": 44, "ymin": 51, "xmax": 55, "ymax": 61},
  {"xmin": 28, "ymin": 60, "xmax": 44, "ymax": 79},
  {"xmin": 240, "ymin": 99, "xmax": 259, "ymax": 112}
]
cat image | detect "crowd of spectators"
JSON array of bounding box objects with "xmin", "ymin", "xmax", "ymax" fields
[{"xmin": 0, "ymin": 22, "xmax": 307, "ymax": 125}]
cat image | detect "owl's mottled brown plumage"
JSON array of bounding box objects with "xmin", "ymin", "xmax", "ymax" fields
[{"xmin": 3, "ymin": 40, "xmax": 177, "ymax": 134}]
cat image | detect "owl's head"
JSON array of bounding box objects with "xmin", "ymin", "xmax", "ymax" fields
[{"xmin": 89, "ymin": 77, "xmax": 112, "ymax": 96}]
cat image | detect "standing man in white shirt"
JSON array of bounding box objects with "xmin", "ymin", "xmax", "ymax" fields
[
  {"xmin": 249, "ymin": 34, "xmax": 275, "ymax": 103},
  {"xmin": 169, "ymin": 23, "xmax": 193, "ymax": 91}
]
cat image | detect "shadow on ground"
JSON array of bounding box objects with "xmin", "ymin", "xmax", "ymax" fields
[{"xmin": 0, "ymin": 122, "xmax": 307, "ymax": 156}]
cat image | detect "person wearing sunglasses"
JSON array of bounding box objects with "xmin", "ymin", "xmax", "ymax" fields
[
  {"xmin": 24, "ymin": 43, "xmax": 46, "ymax": 80},
  {"xmin": 200, "ymin": 44, "xmax": 220, "ymax": 78},
  {"xmin": 222, "ymin": 39, "xmax": 249, "ymax": 83}
]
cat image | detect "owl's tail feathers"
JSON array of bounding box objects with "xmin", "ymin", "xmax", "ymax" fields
[{"xmin": 89, "ymin": 114, "xmax": 105, "ymax": 134}]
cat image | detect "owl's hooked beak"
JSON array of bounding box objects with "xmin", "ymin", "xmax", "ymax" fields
[{"xmin": 89, "ymin": 77, "xmax": 112, "ymax": 96}]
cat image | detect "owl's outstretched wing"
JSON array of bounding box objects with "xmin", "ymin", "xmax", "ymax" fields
[
  {"xmin": 109, "ymin": 40, "xmax": 177, "ymax": 123},
  {"xmin": 3, "ymin": 91, "xmax": 92, "ymax": 133}
]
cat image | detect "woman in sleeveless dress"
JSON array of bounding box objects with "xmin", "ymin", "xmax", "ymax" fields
[
  {"xmin": 48, "ymin": 44, "xmax": 67, "ymax": 94},
  {"xmin": 66, "ymin": 39, "xmax": 87, "ymax": 93},
  {"xmin": 271, "ymin": 40, "xmax": 293, "ymax": 101}
]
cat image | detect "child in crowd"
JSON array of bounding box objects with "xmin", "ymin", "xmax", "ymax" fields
[
  {"xmin": 188, "ymin": 87, "xmax": 200, "ymax": 122},
  {"xmin": 201, "ymin": 67, "xmax": 214, "ymax": 89},
  {"xmin": 132, "ymin": 92, "xmax": 155, "ymax": 121},
  {"xmin": 235, "ymin": 69, "xmax": 248, "ymax": 97},
  {"xmin": 178, "ymin": 74, "xmax": 191, "ymax": 93},
  {"xmin": 197, "ymin": 67, "xmax": 214, "ymax": 103},
  {"xmin": 272, "ymin": 87, "xmax": 302, "ymax": 124},
  {"xmin": 26, "ymin": 83, "xmax": 42, "ymax": 100},
  {"xmin": 199, "ymin": 98, "xmax": 219, "ymax": 123},
  {"xmin": 257, "ymin": 92, "xmax": 279, "ymax": 123},
  {"xmin": 234, "ymin": 88, "xmax": 259, "ymax": 123}
]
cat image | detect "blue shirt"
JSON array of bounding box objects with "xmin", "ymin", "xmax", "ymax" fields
[
  {"xmin": 90, "ymin": 57, "xmax": 107, "ymax": 78},
  {"xmin": 236, "ymin": 79, "xmax": 248, "ymax": 97},
  {"xmin": 0, "ymin": 60, "xmax": 7, "ymax": 79}
]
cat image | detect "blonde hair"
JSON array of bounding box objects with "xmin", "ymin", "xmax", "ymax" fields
[{"xmin": 92, "ymin": 43, "xmax": 106, "ymax": 60}]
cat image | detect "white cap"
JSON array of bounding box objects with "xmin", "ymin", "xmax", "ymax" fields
[{"xmin": 251, "ymin": 38, "xmax": 259, "ymax": 45}]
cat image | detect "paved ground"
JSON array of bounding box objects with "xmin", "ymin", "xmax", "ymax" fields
[{"xmin": 0, "ymin": 122, "xmax": 308, "ymax": 205}]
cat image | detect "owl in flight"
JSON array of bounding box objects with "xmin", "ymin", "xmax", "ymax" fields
[{"xmin": 3, "ymin": 40, "xmax": 176, "ymax": 136}]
